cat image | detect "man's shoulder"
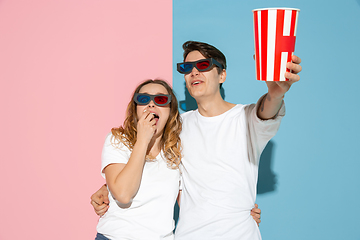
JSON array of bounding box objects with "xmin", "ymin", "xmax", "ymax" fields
[{"xmin": 226, "ymin": 103, "xmax": 249, "ymax": 115}]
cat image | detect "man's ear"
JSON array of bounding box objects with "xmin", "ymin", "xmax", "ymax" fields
[{"xmin": 219, "ymin": 69, "xmax": 227, "ymax": 84}]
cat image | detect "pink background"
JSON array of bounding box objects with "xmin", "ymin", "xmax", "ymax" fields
[{"xmin": 0, "ymin": 0, "xmax": 172, "ymax": 239}]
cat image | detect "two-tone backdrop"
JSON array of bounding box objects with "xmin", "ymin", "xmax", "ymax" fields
[{"xmin": 1, "ymin": 0, "xmax": 359, "ymax": 239}]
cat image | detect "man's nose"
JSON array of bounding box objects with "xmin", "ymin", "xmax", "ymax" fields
[{"xmin": 190, "ymin": 66, "xmax": 199, "ymax": 76}]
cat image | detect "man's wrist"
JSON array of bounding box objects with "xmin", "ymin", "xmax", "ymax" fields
[{"xmin": 267, "ymin": 92, "xmax": 285, "ymax": 102}]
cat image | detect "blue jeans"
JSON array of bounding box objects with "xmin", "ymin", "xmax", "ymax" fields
[{"xmin": 95, "ymin": 233, "xmax": 109, "ymax": 240}]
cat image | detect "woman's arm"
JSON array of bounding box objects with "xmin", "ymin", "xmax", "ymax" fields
[
  {"xmin": 104, "ymin": 141, "xmax": 147, "ymax": 204},
  {"xmin": 104, "ymin": 108, "xmax": 156, "ymax": 205}
]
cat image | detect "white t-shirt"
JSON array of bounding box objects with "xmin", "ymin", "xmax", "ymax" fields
[
  {"xmin": 97, "ymin": 133, "xmax": 180, "ymax": 240},
  {"xmin": 175, "ymin": 99, "xmax": 285, "ymax": 240}
]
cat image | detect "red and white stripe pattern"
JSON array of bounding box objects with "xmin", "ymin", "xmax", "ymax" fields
[{"xmin": 253, "ymin": 8, "xmax": 299, "ymax": 81}]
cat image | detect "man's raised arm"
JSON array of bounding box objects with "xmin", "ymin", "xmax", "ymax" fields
[{"xmin": 257, "ymin": 55, "xmax": 302, "ymax": 120}]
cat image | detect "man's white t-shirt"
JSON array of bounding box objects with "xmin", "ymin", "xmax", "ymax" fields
[
  {"xmin": 175, "ymin": 99, "xmax": 285, "ymax": 240},
  {"xmin": 97, "ymin": 133, "xmax": 180, "ymax": 240}
]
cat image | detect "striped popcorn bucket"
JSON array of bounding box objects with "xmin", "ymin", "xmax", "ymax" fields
[{"xmin": 253, "ymin": 8, "xmax": 300, "ymax": 81}]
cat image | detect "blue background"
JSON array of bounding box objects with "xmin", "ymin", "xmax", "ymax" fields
[{"xmin": 173, "ymin": 1, "xmax": 360, "ymax": 239}]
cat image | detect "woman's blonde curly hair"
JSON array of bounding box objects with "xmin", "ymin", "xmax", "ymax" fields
[{"xmin": 110, "ymin": 79, "xmax": 182, "ymax": 169}]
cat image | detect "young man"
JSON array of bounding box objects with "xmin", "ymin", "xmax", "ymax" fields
[{"xmin": 91, "ymin": 41, "xmax": 301, "ymax": 239}]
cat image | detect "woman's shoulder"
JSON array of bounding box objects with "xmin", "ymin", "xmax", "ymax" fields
[{"xmin": 103, "ymin": 132, "xmax": 131, "ymax": 152}]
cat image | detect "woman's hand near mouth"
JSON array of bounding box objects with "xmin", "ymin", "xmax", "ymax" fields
[{"xmin": 137, "ymin": 108, "xmax": 157, "ymax": 144}]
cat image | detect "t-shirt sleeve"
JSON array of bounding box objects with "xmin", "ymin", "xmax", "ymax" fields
[
  {"xmin": 244, "ymin": 94, "xmax": 286, "ymax": 165},
  {"xmin": 100, "ymin": 133, "xmax": 130, "ymax": 178}
]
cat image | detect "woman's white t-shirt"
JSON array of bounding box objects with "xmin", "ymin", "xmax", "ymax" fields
[{"xmin": 97, "ymin": 133, "xmax": 180, "ymax": 240}]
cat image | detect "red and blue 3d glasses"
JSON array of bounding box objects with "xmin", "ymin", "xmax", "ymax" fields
[
  {"xmin": 177, "ymin": 58, "xmax": 223, "ymax": 74},
  {"xmin": 133, "ymin": 93, "xmax": 172, "ymax": 106}
]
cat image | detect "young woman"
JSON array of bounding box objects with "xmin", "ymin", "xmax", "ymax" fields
[{"xmin": 95, "ymin": 79, "xmax": 182, "ymax": 240}]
